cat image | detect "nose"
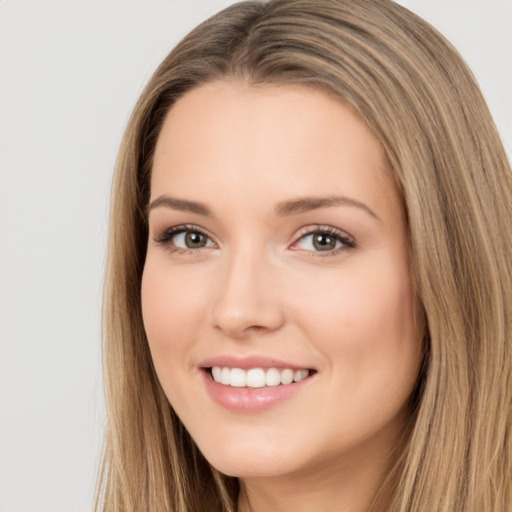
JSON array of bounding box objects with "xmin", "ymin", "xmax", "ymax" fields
[{"xmin": 210, "ymin": 248, "xmax": 286, "ymax": 338}]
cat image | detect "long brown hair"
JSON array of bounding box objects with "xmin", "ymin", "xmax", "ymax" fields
[{"xmin": 96, "ymin": 1, "xmax": 512, "ymax": 510}]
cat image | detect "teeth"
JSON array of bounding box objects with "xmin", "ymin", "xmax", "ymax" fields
[
  {"xmin": 211, "ymin": 366, "xmax": 222, "ymax": 382},
  {"xmin": 230, "ymin": 368, "xmax": 246, "ymax": 387},
  {"xmin": 221, "ymin": 367, "xmax": 230, "ymax": 385},
  {"xmin": 294, "ymin": 369, "xmax": 309, "ymax": 382},
  {"xmin": 266, "ymin": 368, "xmax": 281, "ymax": 387},
  {"xmin": 280, "ymin": 368, "xmax": 294, "ymax": 385},
  {"xmin": 247, "ymin": 368, "xmax": 266, "ymax": 388},
  {"xmin": 210, "ymin": 366, "xmax": 311, "ymax": 388}
]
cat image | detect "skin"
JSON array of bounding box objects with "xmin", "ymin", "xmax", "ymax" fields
[{"xmin": 141, "ymin": 80, "xmax": 424, "ymax": 512}]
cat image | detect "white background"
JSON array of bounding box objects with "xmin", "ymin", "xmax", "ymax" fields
[{"xmin": 1, "ymin": 1, "xmax": 510, "ymax": 511}]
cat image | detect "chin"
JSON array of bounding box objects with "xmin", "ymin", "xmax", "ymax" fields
[
  {"xmin": 194, "ymin": 433, "xmax": 302, "ymax": 478},
  {"xmin": 208, "ymin": 456, "xmax": 295, "ymax": 479}
]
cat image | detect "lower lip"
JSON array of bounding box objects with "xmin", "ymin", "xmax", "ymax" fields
[{"xmin": 202, "ymin": 370, "xmax": 312, "ymax": 412}]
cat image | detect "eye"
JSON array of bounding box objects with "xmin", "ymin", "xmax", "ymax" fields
[
  {"xmin": 291, "ymin": 226, "xmax": 355, "ymax": 254},
  {"xmin": 173, "ymin": 231, "xmax": 212, "ymax": 249},
  {"xmin": 154, "ymin": 225, "xmax": 216, "ymax": 252}
]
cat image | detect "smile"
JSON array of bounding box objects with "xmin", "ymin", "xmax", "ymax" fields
[{"xmin": 210, "ymin": 366, "xmax": 310, "ymax": 388}]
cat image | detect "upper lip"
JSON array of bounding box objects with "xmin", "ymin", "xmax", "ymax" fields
[{"xmin": 199, "ymin": 355, "xmax": 314, "ymax": 371}]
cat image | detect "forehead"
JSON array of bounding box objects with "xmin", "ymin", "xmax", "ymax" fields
[{"xmin": 150, "ymin": 80, "xmax": 399, "ymax": 219}]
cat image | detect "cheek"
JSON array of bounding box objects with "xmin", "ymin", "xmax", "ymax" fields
[
  {"xmin": 292, "ymin": 256, "xmax": 422, "ymax": 388},
  {"xmin": 140, "ymin": 262, "xmax": 207, "ymax": 368}
]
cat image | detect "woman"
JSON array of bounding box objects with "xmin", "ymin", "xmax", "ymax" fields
[{"xmin": 95, "ymin": 1, "xmax": 512, "ymax": 511}]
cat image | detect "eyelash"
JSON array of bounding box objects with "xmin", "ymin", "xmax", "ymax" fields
[{"xmin": 153, "ymin": 224, "xmax": 356, "ymax": 256}]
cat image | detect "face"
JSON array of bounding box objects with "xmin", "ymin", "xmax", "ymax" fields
[{"xmin": 141, "ymin": 81, "xmax": 423, "ymax": 481}]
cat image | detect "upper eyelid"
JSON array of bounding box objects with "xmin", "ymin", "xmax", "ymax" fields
[{"xmin": 293, "ymin": 224, "xmax": 354, "ymax": 241}]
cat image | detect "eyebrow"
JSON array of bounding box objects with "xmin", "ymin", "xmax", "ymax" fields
[
  {"xmin": 274, "ymin": 196, "xmax": 379, "ymax": 220},
  {"xmin": 147, "ymin": 196, "xmax": 211, "ymax": 217},
  {"xmin": 147, "ymin": 194, "xmax": 378, "ymax": 220}
]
